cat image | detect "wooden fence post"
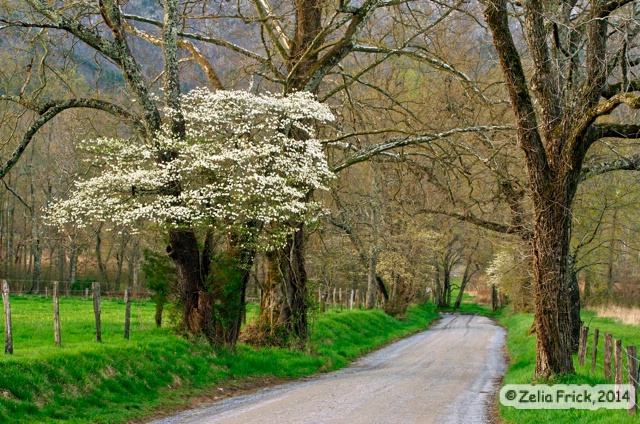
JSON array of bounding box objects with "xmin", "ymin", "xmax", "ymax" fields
[
  {"xmin": 53, "ymin": 282, "xmax": 61, "ymax": 347},
  {"xmin": 591, "ymin": 328, "xmax": 599, "ymax": 373},
  {"xmin": 45, "ymin": 286, "xmax": 48, "ymax": 298},
  {"xmin": 350, "ymin": 290, "xmax": 355, "ymax": 310},
  {"xmin": 124, "ymin": 288, "xmax": 131, "ymax": 340},
  {"xmin": 85, "ymin": 288, "xmax": 89, "ymax": 301},
  {"xmin": 2, "ymin": 281, "xmax": 12, "ymax": 354},
  {"xmin": 627, "ymin": 346, "xmax": 638, "ymax": 415},
  {"xmin": 333, "ymin": 288, "xmax": 336, "ymax": 308},
  {"xmin": 615, "ymin": 339, "xmax": 623, "ymax": 385},
  {"xmin": 604, "ymin": 333, "xmax": 613, "ymax": 380},
  {"xmin": 579, "ymin": 326, "xmax": 589, "ymax": 366},
  {"xmin": 92, "ymin": 282, "xmax": 101, "ymax": 342}
]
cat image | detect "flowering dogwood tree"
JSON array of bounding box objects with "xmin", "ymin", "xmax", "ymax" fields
[
  {"xmin": 48, "ymin": 89, "xmax": 334, "ymax": 243},
  {"xmin": 46, "ymin": 89, "xmax": 334, "ymax": 345}
]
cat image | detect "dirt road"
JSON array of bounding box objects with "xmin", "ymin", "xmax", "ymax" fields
[{"xmin": 150, "ymin": 314, "xmax": 506, "ymax": 424}]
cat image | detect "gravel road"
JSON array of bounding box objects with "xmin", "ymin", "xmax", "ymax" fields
[{"xmin": 150, "ymin": 314, "xmax": 506, "ymax": 424}]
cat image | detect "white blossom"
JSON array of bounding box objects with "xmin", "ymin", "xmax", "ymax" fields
[{"xmin": 46, "ymin": 89, "xmax": 335, "ymax": 247}]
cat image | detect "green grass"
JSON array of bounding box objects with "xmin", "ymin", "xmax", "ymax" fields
[
  {"xmin": 498, "ymin": 308, "xmax": 640, "ymax": 423},
  {"xmin": 436, "ymin": 286, "xmax": 497, "ymax": 317},
  {"xmin": 0, "ymin": 296, "xmax": 439, "ymax": 423}
]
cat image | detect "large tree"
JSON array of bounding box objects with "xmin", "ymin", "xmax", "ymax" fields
[{"xmin": 484, "ymin": 0, "xmax": 640, "ymax": 377}]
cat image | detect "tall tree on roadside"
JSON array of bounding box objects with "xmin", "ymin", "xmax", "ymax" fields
[{"xmin": 484, "ymin": 0, "xmax": 640, "ymax": 377}]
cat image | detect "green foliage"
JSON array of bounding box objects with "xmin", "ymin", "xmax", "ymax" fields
[
  {"xmin": 207, "ymin": 253, "xmax": 244, "ymax": 339},
  {"xmin": 70, "ymin": 278, "xmax": 93, "ymax": 292},
  {"xmin": 498, "ymin": 308, "xmax": 640, "ymax": 423},
  {"xmin": 141, "ymin": 249, "xmax": 176, "ymax": 301},
  {"xmin": 487, "ymin": 247, "xmax": 533, "ymax": 313},
  {"xmin": 0, "ymin": 296, "xmax": 438, "ymax": 423}
]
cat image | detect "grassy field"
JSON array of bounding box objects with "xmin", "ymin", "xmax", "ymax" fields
[
  {"xmin": 498, "ymin": 308, "xmax": 640, "ymax": 424},
  {"xmin": 0, "ymin": 295, "xmax": 439, "ymax": 423}
]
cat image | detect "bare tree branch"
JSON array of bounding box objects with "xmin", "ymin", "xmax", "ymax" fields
[
  {"xmin": 579, "ymin": 153, "xmax": 640, "ymax": 182},
  {"xmin": 122, "ymin": 13, "xmax": 282, "ymax": 79},
  {"xmin": 331, "ymin": 125, "xmax": 513, "ymax": 172},
  {"xmin": 122, "ymin": 21, "xmax": 224, "ymax": 90},
  {"xmin": 0, "ymin": 98, "xmax": 142, "ymax": 180},
  {"xmin": 418, "ymin": 208, "xmax": 532, "ymax": 239},
  {"xmin": 252, "ymin": 0, "xmax": 290, "ymax": 60}
]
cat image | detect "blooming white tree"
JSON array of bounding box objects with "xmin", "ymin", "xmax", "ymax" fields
[{"xmin": 47, "ymin": 89, "xmax": 335, "ymax": 246}]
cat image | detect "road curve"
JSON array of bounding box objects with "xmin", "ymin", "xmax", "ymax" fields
[{"xmin": 150, "ymin": 314, "xmax": 506, "ymax": 424}]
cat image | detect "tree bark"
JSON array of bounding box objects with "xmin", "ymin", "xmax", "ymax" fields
[
  {"xmin": 531, "ymin": 180, "xmax": 576, "ymax": 377},
  {"xmin": 167, "ymin": 228, "xmax": 211, "ymax": 338},
  {"xmin": 67, "ymin": 246, "xmax": 77, "ymax": 295},
  {"xmin": 95, "ymin": 223, "xmax": 110, "ymax": 286},
  {"xmin": 567, "ymin": 253, "xmax": 581, "ymax": 352},
  {"xmin": 365, "ymin": 246, "xmax": 378, "ymax": 309},
  {"xmin": 454, "ymin": 254, "xmax": 477, "ymax": 310},
  {"xmin": 258, "ymin": 223, "xmax": 308, "ymax": 339},
  {"xmin": 29, "ymin": 221, "xmax": 41, "ymax": 294},
  {"xmin": 155, "ymin": 300, "xmax": 164, "ymax": 328},
  {"xmin": 259, "ymin": 249, "xmax": 288, "ymax": 332}
]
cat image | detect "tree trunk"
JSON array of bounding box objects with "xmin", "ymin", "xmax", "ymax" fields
[
  {"xmin": 155, "ymin": 299, "xmax": 164, "ymax": 328},
  {"xmin": 606, "ymin": 207, "xmax": 618, "ymax": 289},
  {"xmin": 435, "ymin": 260, "xmax": 452, "ymax": 308},
  {"xmin": 365, "ymin": 246, "xmax": 378, "ymax": 309},
  {"xmin": 57, "ymin": 245, "xmax": 65, "ymax": 284},
  {"xmin": 454, "ymin": 255, "xmax": 476, "ymax": 310},
  {"xmin": 567, "ymin": 253, "xmax": 581, "ymax": 353},
  {"xmin": 434, "ymin": 264, "xmax": 443, "ymax": 306},
  {"xmin": 67, "ymin": 248, "xmax": 77, "ymax": 295},
  {"xmin": 289, "ymin": 225, "xmax": 308, "ymax": 339},
  {"xmin": 95, "ymin": 223, "xmax": 110, "ymax": 285},
  {"xmin": 259, "ymin": 249, "xmax": 289, "ymax": 332},
  {"xmin": 444, "ymin": 268, "xmax": 451, "ymax": 308},
  {"xmin": 258, "ymin": 223, "xmax": 308, "ymax": 340},
  {"xmin": 29, "ymin": 220, "xmax": 41, "ymax": 294},
  {"xmin": 115, "ymin": 233, "xmax": 129, "ymax": 291},
  {"xmin": 166, "ymin": 227, "xmax": 256, "ymax": 347},
  {"xmin": 167, "ymin": 228, "xmax": 211, "ymax": 339},
  {"xmin": 214, "ymin": 228, "xmax": 257, "ymax": 347},
  {"xmin": 532, "ymin": 183, "xmax": 575, "ymax": 377},
  {"xmin": 5, "ymin": 197, "xmax": 13, "ymax": 278},
  {"xmin": 491, "ymin": 283, "xmax": 498, "ymax": 311},
  {"xmin": 375, "ymin": 275, "xmax": 389, "ymax": 304}
]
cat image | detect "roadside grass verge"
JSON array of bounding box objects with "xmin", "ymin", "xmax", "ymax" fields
[
  {"xmin": 0, "ymin": 296, "xmax": 438, "ymax": 423},
  {"xmin": 498, "ymin": 308, "xmax": 640, "ymax": 424}
]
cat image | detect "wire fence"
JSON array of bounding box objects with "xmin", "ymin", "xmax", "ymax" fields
[
  {"xmin": 1, "ymin": 279, "xmax": 138, "ymax": 355},
  {"xmin": 579, "ymin": 324, "xmax": 640, "ymax": 414},
  {"xmin": 1, "ymin": 279, "xmax": 152, "ymax": 300}
]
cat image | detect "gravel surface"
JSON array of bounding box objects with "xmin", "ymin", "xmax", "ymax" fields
[{"xmin": 150, "ymin": 314, "xmax": 506, "ymax": 424}]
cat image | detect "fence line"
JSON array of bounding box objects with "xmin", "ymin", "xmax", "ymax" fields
[
  {"xmin": 579, "ymin": 324, "xmax": 640, "ymax": 414},
  {"xmin": 0, "ymin": 280, "xmax": 141, "ymax": 354},
  {"xmin": 2, "ymin": 279, "xmax": 373, "ymax": 355}
]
